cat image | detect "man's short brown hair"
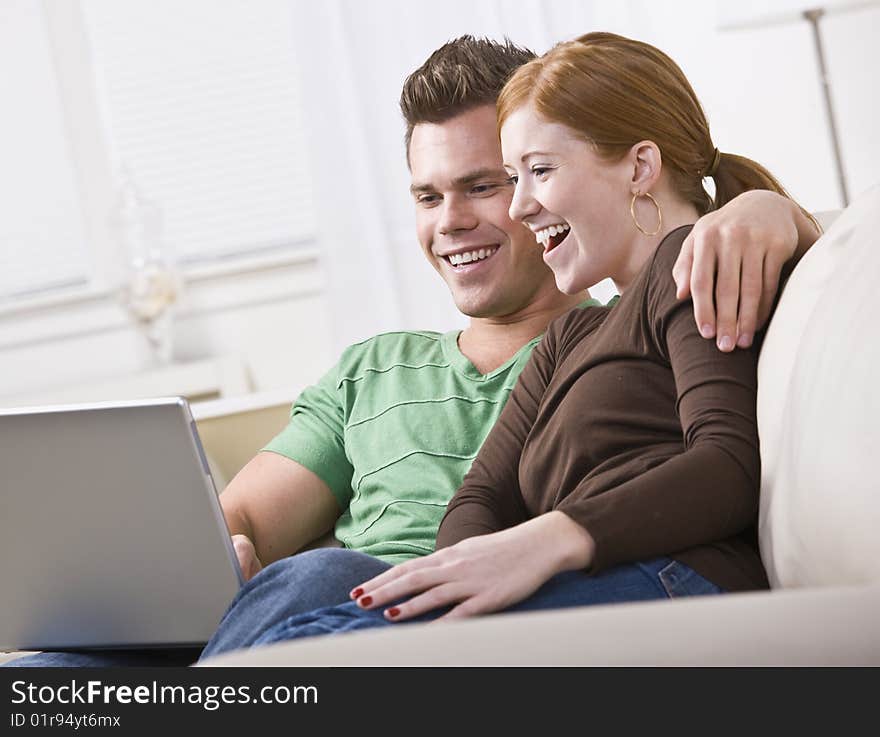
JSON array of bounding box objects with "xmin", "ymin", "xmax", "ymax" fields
[{"xmin": 400, "ymin": 35, "xmax": 535, "ymax": 159}]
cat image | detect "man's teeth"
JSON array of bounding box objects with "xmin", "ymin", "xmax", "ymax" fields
[
  {"xmin": 534, "ymin": 223, "xmax": 570, "ymax": 245},
  {"xmin": 447, "ymin": 246, "xmax": 498, "ymax": 266}
]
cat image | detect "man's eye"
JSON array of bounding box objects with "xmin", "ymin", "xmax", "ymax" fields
[
  {"xmin": 417, "ymin": 194, "xmax": 441, "ymax": 207},
  {"xmin": 470, "ymin": 183, "xmax": 500, "ymax": 196}
]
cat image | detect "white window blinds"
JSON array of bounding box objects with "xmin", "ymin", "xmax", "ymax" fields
[{"xmin": 82, "ymin": 0, "xmax": 315, "ymax": 265}]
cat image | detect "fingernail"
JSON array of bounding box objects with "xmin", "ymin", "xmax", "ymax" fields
[
  {"xmin": 718, "ymin": 335, "xmax": 733, "ymax": 351},
  {"xmin": 700, "ymin": 324, "xmax": 715, "ymax": 339},
  {"xmin": 386, "ymin": 607, "xmax": 400, "ymax": 618},
  {"xmin": 350, "ymin": 587, "xmax": 363, "ymax": 599},
  {"xmin": 737, "ymin": 333, "xmax": 752, "ymax": 348},
  {"xmin": 358, "ymin": 595, "xmax": 373, "ymax": 607}
]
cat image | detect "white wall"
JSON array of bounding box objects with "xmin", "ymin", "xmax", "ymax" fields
[{"xmin": 1, "ymin": 0, "xmax": 877, "ymax": 407}]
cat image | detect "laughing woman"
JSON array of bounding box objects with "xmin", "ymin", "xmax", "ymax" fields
[{"xmin": 244, "ymin": 32, "xmax": 814, "ymax": 644}]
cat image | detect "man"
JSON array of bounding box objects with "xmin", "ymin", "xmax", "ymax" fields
[{"xmin": 6, "ymin": 37, "xmax": 817, "ymax": 667}]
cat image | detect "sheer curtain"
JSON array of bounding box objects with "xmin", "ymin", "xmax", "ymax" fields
[
  {"xmin": 0, "ymin": 0, "xmax": 90, "ymax": 299},
  {"xmin": 290, "ymin": 2, "xmax": 405, "ymax": 350}
]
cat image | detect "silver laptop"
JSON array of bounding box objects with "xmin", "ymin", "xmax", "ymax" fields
[{"xmin": 0, "ymin": 397, "xmax": 243, "ymax": 651}]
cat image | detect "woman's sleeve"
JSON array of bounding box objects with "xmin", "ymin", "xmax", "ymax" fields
[
  {"xmin": 435, "ymin": 326, "xmax": 561, "ymax": 549},
  {"xmin": 557, "ymin": 239, "xmax": 762, "ymax": 573}
]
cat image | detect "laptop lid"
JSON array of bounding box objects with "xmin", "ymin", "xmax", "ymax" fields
[{"xmin": 0, "ymin": 396, "xmax": 243, "ymax": 651}]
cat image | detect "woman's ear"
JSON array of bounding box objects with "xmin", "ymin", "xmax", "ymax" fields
[{"xmin": 628, "ymin": 141, "xmax": 662, "ymax": 195}]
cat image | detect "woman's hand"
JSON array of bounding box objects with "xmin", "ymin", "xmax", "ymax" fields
[{"xmin": 349, "ymin": 512, "xmax": 595, "ymax": 622}]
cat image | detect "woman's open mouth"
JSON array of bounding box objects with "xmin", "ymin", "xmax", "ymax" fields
[{"xmin": 534, "ymin": 223, "xmax": 570, "ymax": 254}]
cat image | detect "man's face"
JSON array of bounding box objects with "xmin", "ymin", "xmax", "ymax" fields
[{"xmin": 408, "ymin": 105, "xmax": 559, "ymax": 320}]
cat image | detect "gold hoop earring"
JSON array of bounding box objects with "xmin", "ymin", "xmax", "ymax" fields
[{"xmin": 630, "ymin": 192, "xmax": 662, "ymax": 236}]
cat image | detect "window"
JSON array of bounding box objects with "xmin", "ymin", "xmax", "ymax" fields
[{"xmin": 1, "ymin": 0, "xmax": 315, "ymax": 304}]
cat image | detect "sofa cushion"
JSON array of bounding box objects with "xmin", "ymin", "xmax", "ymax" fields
[{"xmin": 758, "ymin": 184, "xmax": 880, "ymax": 588}]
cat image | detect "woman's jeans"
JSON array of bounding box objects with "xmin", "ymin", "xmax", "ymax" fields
[
  {"xmin": 247, "ymin": 554, "xmax": 723, "ymax": 647},
  {"xmin": 4, "ymin": 548, "xmax": 721, "ymax": 667}
]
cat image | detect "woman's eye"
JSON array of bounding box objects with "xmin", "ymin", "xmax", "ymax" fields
[
  {"xmin": 531, "ymin": 167, "xmax": 550, "ymax": 178},
  {"xmin": 506, "ymin": 175, "xmax": 519, "ymax": 185}
]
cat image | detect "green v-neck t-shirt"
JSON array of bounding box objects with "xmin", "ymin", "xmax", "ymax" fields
[{"xmin": 264, "ymin": 301, "xmax": 603, "ymax": 564}]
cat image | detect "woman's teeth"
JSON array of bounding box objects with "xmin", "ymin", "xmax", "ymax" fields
[
  {"xmin": 535, "ymin": 223, "xmax": 570, "ymax": 251},
  {"xmin": 447, "ymin": 246, "xmax": 498, "ymax": 267}
]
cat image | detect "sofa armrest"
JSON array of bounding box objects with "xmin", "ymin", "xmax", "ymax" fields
[{"xmin": 198, "ymin": 583, "xmax": 880, "ymax": 666}]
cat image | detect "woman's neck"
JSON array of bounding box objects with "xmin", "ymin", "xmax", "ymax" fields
[{"xmin": 613, "ymin": 199, "xmax": 700, "ymax": 293}]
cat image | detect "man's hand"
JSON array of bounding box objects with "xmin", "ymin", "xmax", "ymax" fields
[
  {"xmin": 348, "ymin": 512, "xmax": 594, "ymax": 621},
  {"xmin": 672, "ymin": 190, "xmax": 818, "ymax": 352},
  {"xmin": 231, "ymin": 533, "xmax": 263, "ymax": 582}
]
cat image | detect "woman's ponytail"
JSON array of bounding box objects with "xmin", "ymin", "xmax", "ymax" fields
[{"xmin": 711, "ymin": 152, "xmax": 818, "ymax": 229}]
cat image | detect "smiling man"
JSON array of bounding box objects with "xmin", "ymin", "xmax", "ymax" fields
[
  {"xmin": 5, "ymin": 36, "xmax": 819, "ymax": 667},
  {"xmin": 408, "ymin": 104, "xmax": 580, "ymax": 372}
]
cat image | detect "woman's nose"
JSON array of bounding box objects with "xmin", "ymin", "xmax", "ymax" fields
[{"xmin": 508, "ymin": 181, "xmax": 539, "ymax": 223}]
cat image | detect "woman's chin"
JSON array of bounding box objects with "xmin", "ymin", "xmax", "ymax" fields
[{"xmin": 553, "ymin": 271, "xmax": 591, "ymax": 296}]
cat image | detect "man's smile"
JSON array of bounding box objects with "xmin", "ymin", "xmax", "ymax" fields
[{"xmin": 440, "ymin": 246, "xmax": 500, "ymax": 269}]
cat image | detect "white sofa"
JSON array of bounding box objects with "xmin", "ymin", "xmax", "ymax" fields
[{"xmin": 201, "ymin": 185, "xmax": 880, "ymax": 667}]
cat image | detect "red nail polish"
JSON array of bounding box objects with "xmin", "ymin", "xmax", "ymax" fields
[
  {"xmin": 387, "ymin": 607, "xmax": 400, "ymax": 618},
  {"xmin": 351, "ymin": 588, "xmax": 363, "ymax": 599},
  {"xmin": 359, "ymin": 595, "xmax": 373, "ymax": 607}
]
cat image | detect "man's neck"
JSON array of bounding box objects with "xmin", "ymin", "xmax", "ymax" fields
[{"xmin": 458, "ymin": 292, "xmax": 587, "ymax": 374}]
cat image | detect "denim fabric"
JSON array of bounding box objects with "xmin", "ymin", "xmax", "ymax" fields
[
  {"xmin": 656, "ymin": 559, "xmax": 724, "ymax": 598},
  {"xmin": 3, "ymin": 649, "xmax": 201, "ymax": 668},
  {"xmin": 253, "ymin": 556, "xmax": 723, "ymax": 646},
  {"xmin": 200, "ymin": 548, "xmax": 390, "ymax": 659},
  {"xmin": 3, "ymin": 548, "xmax": 391, "ymax": 667}
]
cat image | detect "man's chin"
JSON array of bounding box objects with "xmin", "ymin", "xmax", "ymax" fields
[{"xmin": 449, "ymin": 292, "xmax": 500, "ymax": 319}]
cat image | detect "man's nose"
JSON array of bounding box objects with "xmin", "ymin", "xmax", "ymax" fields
[{"xmin": 438, "ymin": 196, "xmax": 478, "ymax": 234}]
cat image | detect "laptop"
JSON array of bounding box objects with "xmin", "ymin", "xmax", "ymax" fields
[{"xmin": 0, "ymin": 397, "xmax": 244, "ymax": 651}]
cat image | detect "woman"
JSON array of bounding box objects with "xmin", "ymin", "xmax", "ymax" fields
[{"xmin": 244, "ymin": 32, "xmax": 812, "ymax": 643}]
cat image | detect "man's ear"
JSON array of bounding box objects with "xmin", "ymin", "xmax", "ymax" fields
[{"xmin": 628, "ymin": 141, "xmax": 662, "ymax": 195}]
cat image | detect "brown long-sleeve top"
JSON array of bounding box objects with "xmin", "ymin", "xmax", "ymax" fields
[{"xmin": 436, "ymin": 225, "xmax": 768, "ymax": 592}]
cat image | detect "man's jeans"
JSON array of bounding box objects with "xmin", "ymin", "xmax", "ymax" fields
[
  {"xmin": 248, "ymin": 555, "xmax": 723, "ymax": 647},
  {"xmin": 4, "ymin": 548, "xmax": 389, "ymax": 667}
]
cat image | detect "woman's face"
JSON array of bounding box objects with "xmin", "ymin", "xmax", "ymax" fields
[{"xmin": 501, "ymin": 104, "xmax": 635, "ymax": 294}]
